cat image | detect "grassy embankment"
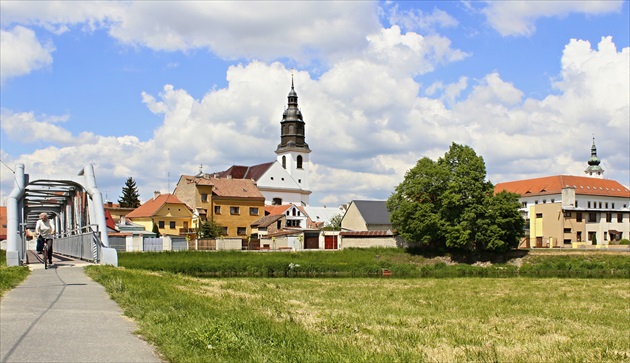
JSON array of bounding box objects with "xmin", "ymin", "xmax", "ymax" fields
[
  {"xmin": 85, "ymin": 249, "xmax": 630, "ymax": 362},
  {"xmin": 0, "ymin": 249, "xmax": 30, "ymax": 298}
]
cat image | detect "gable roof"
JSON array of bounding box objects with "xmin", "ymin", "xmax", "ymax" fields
[
  {"xmin": 215, "ymin": 162, "xmax": 275, "ymax": 181},
  {"xmin": 180, "ymin": 175, "xmax": 264, "ymax": 199},
  {"xmin": 351, "ymin": 200, "xmax": 391, "ymax": 225},
  {"xmin": 126, "ymin": 193, "xmax": 188, "ymax": 219},
  {"xmin": 251, "ymin": 214, "xmax": 284, "ymax": 228},
  {"xmin": 265, "ymin": 204, "xmax": 291, "ymax": 215},
  {"xmin": 495, "ymin": 175, "xmax": 630, "ymax": 198}
]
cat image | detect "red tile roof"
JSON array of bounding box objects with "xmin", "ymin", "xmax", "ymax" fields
[
  {"xmin": 180, "ymin": 175, "xmax": 264, "ymax": 199},
  {"xmin": 126, "ymin": 193, "xmax": 188, "ymax": 219},
  {"xmin": 215, "ymin": 162, "xmax": 274, "ymax": 181},
  {"xmin": 265, "ymin": 204, "xmax": 291, "ymax": 215},
  {"xmin": 495, "ymin": 175, "xmax": 630, "ymax": 198}
]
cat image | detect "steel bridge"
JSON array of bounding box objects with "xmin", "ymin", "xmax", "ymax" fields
[{"xmin": 5, "ymin": 164, "xmax": 117, "ymax": 267}]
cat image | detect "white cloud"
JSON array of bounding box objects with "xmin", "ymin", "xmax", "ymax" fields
[
  {"xmin": 0, "ymin": 26, "xmax": 54, "ymax": 84},
  {"xmin": 386, "ymin": 4, "xmax": 459, "ymax": 33},
  {"xmin": 482, "ymin": 1, "xmax": 624, "ymax": 36}
]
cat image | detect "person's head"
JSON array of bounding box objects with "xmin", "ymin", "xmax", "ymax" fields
[{"xmin": 39, "ymin": 213, "xmax": 48, "ymax": 221}]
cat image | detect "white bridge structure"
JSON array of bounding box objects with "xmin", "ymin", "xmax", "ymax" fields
[{"xmin": 5, "ymin": 164, "xmax": 117, "ymax": 267}]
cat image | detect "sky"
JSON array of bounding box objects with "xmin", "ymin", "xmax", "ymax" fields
[{"xmin": 1, "ymin": 1, "xmax": 629, "ymax": 207}]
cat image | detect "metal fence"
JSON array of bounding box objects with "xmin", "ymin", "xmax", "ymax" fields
[{"xmin": 55, "ymin": 231, "xmax": 101, "ymax": 262}]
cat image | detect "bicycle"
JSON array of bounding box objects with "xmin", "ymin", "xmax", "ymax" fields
[{"xmin": 42, "ymin": 239, "xmax": 49, "ymax": 269}]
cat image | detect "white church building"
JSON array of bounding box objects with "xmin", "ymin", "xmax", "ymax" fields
[{"xmin": 211, "ymin": 80, "xmax": 312, "ymax": 206}]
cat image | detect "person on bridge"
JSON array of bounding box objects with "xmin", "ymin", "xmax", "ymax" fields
[{"xmin": 35, "ymin": 212, "xmax": 55, "ymax": 265}]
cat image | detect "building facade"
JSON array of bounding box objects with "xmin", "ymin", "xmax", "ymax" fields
[
  {"xmin": 173, "ymin": 174, "xmax": 265, "ymax": 239},
  {"xmin": 125, "ymin": 193, "xmax": 194, "ymax": 237}
]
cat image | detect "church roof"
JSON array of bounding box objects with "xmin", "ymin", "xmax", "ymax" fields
[
  {"xmin": 215, "ymin": 162, "xmax": 274, "ymax": 181},
  {"xmin": 495, "ymin": 175, "xmax": 630, "ymax": 198}
]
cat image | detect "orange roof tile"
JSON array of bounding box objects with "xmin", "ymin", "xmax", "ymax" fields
[
  {"xmin": 126, "ymin": 193, "xmax": 188, "ymax": 219},
  {"xmin": 495, "ymin": 175, "xmax": 630, "ymax": 198},
  {"xmin": 181, "ymin": 175, "xmax": 264, "ymax": 199},
  {"xmin": 265, "ymin": 204, "xmax": 291, "ymax": 215}
]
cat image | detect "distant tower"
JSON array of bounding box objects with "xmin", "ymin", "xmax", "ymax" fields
[
  {"xmin": 584, "ymin": 137, "xmax": 604, "ymax": 178},
  {"xmin": 275, "ymin": 77, "xmax": 311, "ymax": 191}
]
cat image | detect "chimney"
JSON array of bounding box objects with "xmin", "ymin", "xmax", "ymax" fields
[{"xmin": 154, "ymin": 191, "xmax": 161, "ymax": 200}]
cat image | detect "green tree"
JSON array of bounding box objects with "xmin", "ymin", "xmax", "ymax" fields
[
  {"xmin": 118, "ymin": 177, "xmax": 141, "ymax": 208},
  {"xmin": 198, "ymin": 219, "xmax": 223, "ymax": 239},
  {"xmin": 322, "ymin": 214, "xmax": 343, "ymax": 230},
  {"xmin": 152, "ymin": 222, "xmax": 161, "ymax": 238},
  {"xmin": 387, "ymin": 143, "xmax": 524, "ymax": 253}
]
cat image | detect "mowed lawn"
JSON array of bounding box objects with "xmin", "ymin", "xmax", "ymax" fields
[{"xmin": 86, "ymin": 266, "xmax": 630, "ymax": 363}]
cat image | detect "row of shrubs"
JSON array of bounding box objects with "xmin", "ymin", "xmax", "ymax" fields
[{"xmin": 117, "ymin": 249, "xmax": 630, "ymax": 278}]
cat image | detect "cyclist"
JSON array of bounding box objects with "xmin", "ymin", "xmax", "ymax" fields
[{"xmin": 35, "ymin": 212, "xmax": 55, "ymax": 267}]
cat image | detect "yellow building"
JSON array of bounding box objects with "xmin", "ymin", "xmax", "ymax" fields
[
  {"xmin": 173, "ymin": 175, "xmax": 265, "ymax": 239},
  {"xmin": 125, "ymin": 193, "xmax": 194, "ymax": 236}
]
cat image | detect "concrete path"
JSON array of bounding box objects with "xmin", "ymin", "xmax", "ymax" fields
[{"xmin": 1, "ymin": 252, "xmax": 164, "ymax": 363}]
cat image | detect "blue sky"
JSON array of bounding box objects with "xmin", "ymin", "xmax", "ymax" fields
[{"xmin": 1, "ymin": 1, "xmax": 628, "ymax": 206}]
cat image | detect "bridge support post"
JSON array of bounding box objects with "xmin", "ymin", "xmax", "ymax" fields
[{"xmin": 6, "ymin": 164, "xmax": 26, "ymax": 266}]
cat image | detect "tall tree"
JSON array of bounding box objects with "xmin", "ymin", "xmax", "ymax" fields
[
  {"xmin": 118, "ymin": 177, "xmax": 141, "ymax": 208},
  {"xmin": 387, "ymin": 143, "xmax": 524, "ymax": 253},
  {"xmin": 322, "ymin": 213, "xmax": 343, "ymax": 230}
]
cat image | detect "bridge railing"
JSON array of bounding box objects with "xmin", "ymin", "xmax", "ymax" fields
[{"xmin": 54, "ymin": 225, "xmax": 104, "ymax": 263}]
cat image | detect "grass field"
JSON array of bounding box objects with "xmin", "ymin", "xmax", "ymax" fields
[
  {"xmin": 0, "ymin": 249, "xmax": 30, "ymax": 298},
  {"xmin": 85, "ymin": 249, "xmax": 630, "ymax": 363}
]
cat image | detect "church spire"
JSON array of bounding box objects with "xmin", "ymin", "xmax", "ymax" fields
[
  {"xmin": 584, "ymin": 137, "xmax": 604, "ymax": 178},
  {"xmin": 276, "ymin": 79, "xmax": 310, "ymax": 153}
]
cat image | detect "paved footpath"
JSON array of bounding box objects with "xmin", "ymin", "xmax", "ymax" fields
[{"xmin": 1, "ymin": 252, "xmax": 164, "ymax": 363}]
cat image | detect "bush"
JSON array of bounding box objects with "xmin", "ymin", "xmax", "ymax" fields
[{"xmin": 619, "ymin": 239, "xmax": 630, "ymax": 245}]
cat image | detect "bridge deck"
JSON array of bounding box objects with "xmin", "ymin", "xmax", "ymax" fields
[{"xmin": 1, "ymin": 256, "xmax": 163, "ymax": 362}]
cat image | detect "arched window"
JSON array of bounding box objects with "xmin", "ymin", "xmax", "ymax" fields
[
  {"xmin": 289, "ymin": 124, "xmax": 294, "ymax": 134},
  {"xmin": 282, "ymin": 155, "xmax": 286, "ymax": 169},
  {"xmin": 297, "ymin": 155, "xmax": 303, "ymax": 169}
]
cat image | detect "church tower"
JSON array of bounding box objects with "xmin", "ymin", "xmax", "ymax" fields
[
  {"xmin": 275, "ymin": 78, "xmax": 312, "ymax": 192},
  {"xmin": 584, "ymin": 137, "xmax": 604, "ymax": 178}
]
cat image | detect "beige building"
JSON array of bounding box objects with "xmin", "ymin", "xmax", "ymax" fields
[
  {"xmin": 173, "ymin": 174, "xmax": 265, "ymax": 239},
  {"xmin": 496, "ymin": 175, "xmax": 629, "ymax": 247}
]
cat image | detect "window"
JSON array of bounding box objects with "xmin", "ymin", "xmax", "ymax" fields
[
  {"xmin": 588, "ymin": 213, "xmax": 597, "ymax": 222},
  {"xmin": 599, "ymin": 202, "xmax": 602, "ymax": 208},
  {"xmin": 282, "ymin": 155, "xmax": 286, "ymax": 169},
  {"xmin": 214, "ymin": 206, "xmax": 221, "ymax": 214},
  {"xmin": 297, "ymin": 155, "xmax": 303, "ymax": 169},
  {"xmin": 522, "ymin": 202, "xmax": 527, "ymax": 208},
  {"xmin": 606, "ymin": 213, "xmax": 612, "ymax": 223},
  {"xmin": 618, "ymin": 213, "xmax": 624, "ymax": 223},
  {"xmin": 230, "ymin": 207, "xmax": 240, "ymax": 215},
  {"xmin": 237, "ymin": 227, "xmax": 247, "ymax": 235},
  {"xmin": 612, "ymin": 203, "xmax": 615, "ymax": 209},
  {"xmin": 587, "ymin": 201, "xmax": 591, "ymax": 208},
  {"xmin": 575, "ymin": 200, "xmax": 579, "ymax": 208},
  {"xmin": 588, "ymin": 231, "xmax": 596, "ymax": 242},
  {"xmin": 564, "ymin": 211, "xmax": 572, "ymax": 217},
  {"xmin": 551, "ymin": 198, "xmax": 555, "ymax": 203},
  {"xmin": 250, "ymin": 207, "xmax": 259, "ymax": 216},
  {"xmin": 577, "ymin": 231, "xmax": 582, "ymax": 242},
  {"xmin": 221, "ymin": 227, "xmax": 228, "ymax": 235},
  {"xmin": 272, "ymin": 198, "xmax": 282, "ymax": 205},
  {"xmin": 201, "ymin": 194, "xmax": 208, "ymax": 202},
  {"xmin": 535, "ymin": 213, "xmax": 543, "ymax": 218},
  {"xmin": 563, "ymin": 228, "xmax": 571, "ymax": 233},
  {"xmin": 542, "ymin": 199, "xmax": 546, "ymax": 204},
  {"xmin": 605, "ymin": 202, "xmax": 608, "ymax": 208},
  {"xmin": 170, "ymin": 221, "xmax": 176, "ymax": 229},
  {"xmin": 576, "ymin": 212, "xmax": 583, "ymax": 222},
  {"xmin": 276, "ymin": 220, "xmax": 282, "ymax": 229},
  {"xmin": 158, "ymin": 221, "xmax": 165, "ymax": 228},
  {"xmin": 183, "ymin": 221, "xmax": 188, "ymax": 229},
  {"xmin": 604, "ymin": 232, "xmax": 608, "ymax": 241},
  {"xmin": 534, "ymin": 200, "xmax": 538, "ymax": 204}
]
